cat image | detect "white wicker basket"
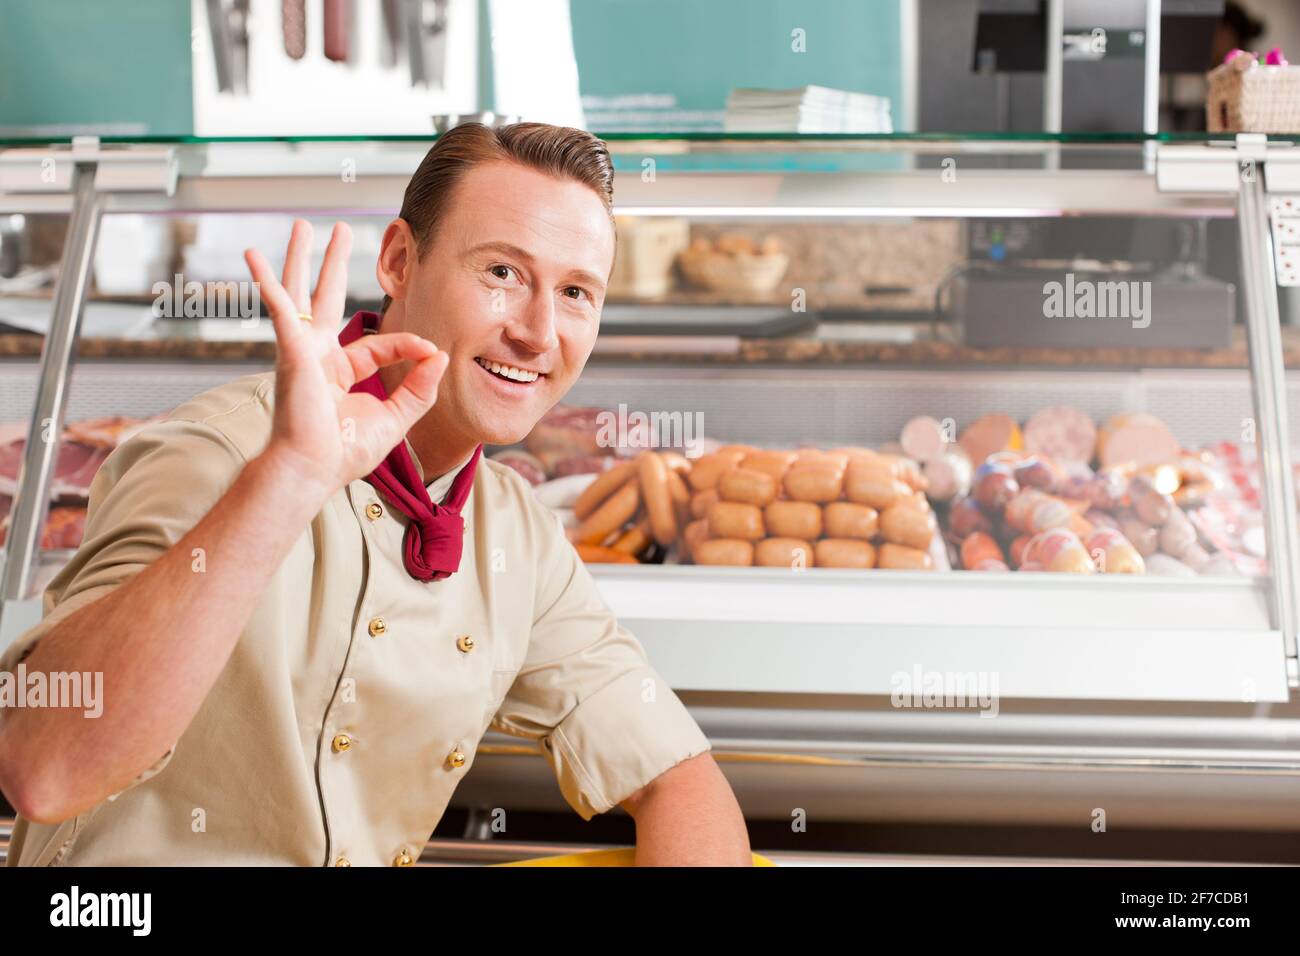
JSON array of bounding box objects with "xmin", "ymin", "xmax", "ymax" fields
[{"xmin": 1207, "ymin": 62, "xmax": 1300, "ymax": 133}]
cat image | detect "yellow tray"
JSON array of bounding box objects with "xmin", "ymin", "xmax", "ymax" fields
[{"xmin": 497, "ymin": 848, "xmax": 775, "ymax": 867}]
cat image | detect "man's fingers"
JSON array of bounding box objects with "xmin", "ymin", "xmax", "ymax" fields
[
  {"xmin": 382, "ymin": 351, "xmax": 450, "ymax": 431},
  {"xmin": 340, "ymin": 332, "xmax": 439, "ymax": 381},
  {"xmin": 311, "ymin": 222, "xmax": 353, "ymax": 330},
  {"xmin": 245, "ymin": 248, "xmax": 306, "ymax": 353},
  {"xmin": 280, "ymin": 220, "xmax": 314, "ymax": 314}
]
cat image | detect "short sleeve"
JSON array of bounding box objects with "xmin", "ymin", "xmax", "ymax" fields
[
  {"xmin": 0, "ymin": 417, "xmax": 250, "ymax": 789},
  {"xmin": 489, "ymin": 509, "xmax": 711, "ymax": 820}
]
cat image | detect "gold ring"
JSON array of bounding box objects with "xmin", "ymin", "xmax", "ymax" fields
[{"xmin": 298, "ymin": 312, "xmax": 314, "ymax": 323}]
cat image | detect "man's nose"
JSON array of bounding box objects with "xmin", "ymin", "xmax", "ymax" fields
[{"xmin": 506, "ymin": 291, "xmax": 560, "ymax": 353}]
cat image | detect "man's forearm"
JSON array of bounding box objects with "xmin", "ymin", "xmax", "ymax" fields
[
  {"xmin": 0, "ymin": 448, "xmax": 331, "ymax": 824},
  {"xmin": 625, "ymin": 753, "xmax": 752, "ymax": 866}
]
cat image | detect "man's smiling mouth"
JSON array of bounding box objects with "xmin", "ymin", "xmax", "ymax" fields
[{"xmin": 474, "ymin": 356, "xmax": 544, "ymax": 384}]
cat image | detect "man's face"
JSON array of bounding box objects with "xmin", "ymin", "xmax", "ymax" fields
[{"xmin": 378, "ymin": 160, "xmax": 614, "ymax": 448}]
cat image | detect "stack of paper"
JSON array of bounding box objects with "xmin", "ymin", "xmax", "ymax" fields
[{"xmin": 724, "ymin": 85, "xmax": 893, "ymax": 133}]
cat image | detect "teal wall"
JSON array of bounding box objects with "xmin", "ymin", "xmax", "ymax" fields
[
  {"xmin": 0, "ymin": 0, "xmax": 193, "ymax": 137},
  {"xmin": 569, "ymin": 0, "xmax": 903, "ymax": 126}
]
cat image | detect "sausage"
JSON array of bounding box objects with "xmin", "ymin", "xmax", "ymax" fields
[
  {"xmin": 823, "ymin": 502, "xmax": 879, "ymax": 539},
  {"xmin": 948, "ymin": 496, "xmax": 993, "ymax": 539},
  {"xmin": 880, "ymin": 505, "xmax": 937, "ymax": 550},
  {"xmin": 636, "ymin": 452, "xmax": 678, "ymax": 546},
  {"xmin": 755, "ymin": 537, "xmax": 815, "ymax": 569},
  {"xmin": 740, "ymin": 450, "xmax": 797, "ymax": 484},
  {"xmin": 885, "ymin": 455, "xmax": 929, "ymax": 493},
  {"xmin": 690, "ymin": 488, "xmax": 720, "ymax": 520},
  {"xmin": 878, "ymin": 543, "xmax": 934, "ymax": 570},
  {"xmin": 687, "ymin": 450, "xmax": 745, "ymax": 492},
  {"xmin": 844, "ymin": 460, "xmax": 907, "ymax": 509},
  {"xmin": 660, "ymin": 451, "xmax": 691, "ymax": 473},
  {"xmin": 706, "ymin": 501, "xmax": 765, "ymax": 540},
  {"xmin": 783, "ymin": 465, "xmax": 844, "ymax": 503},
  {"xmin": 1030, "ymin": 528, "xmax": 1095, "ymax": 574},
  {"xmin": 573, "ymin": 460, "xmax": 637, "ymax": 521},
  {"xmin": 576, "ymin": 543, "xmax": 638, "ymax": 564},
  {"xmin": 1129, "ymin": 474, "xmax": 1174, "ymax": 526},
  {"xmin": 612, "ymin": 517, "xmax": 654, "ymax": 557},
  {"xmin": 666, "ymin": 468, "xmax": 691, "ymax": 528},
  {"xmin": 717, "ymin": 467, "xmax": 778, "ymax": 507},
  {"xmin": 794, "ymin": 449, "xmax": 849, "ymax": 471},
  {"xmin": 1003, "ymin": 488, "xmax": 1072, "ymax": 534},
  {"xmin": 815, "ymin": 538, "xmax": 876, "ymax": 569},
  {"xmin": 693, "ymin": 538, "xmax": 754, "ymax": 566},
  {"xmin": 1117, "ymin": 512, "xmax": 1159, "ymax": 557},
  {"xmin": 764, "ymin": 500, "xmax": 824, "ymax": 539},
  {"xmin": 1159, "ymin": 506, "xmax": 1198, "ymax": 558},
  {"xmin": 960, "ymin": 531, "xmax": 1004, "ymax": 569},
  {"xmin": 972, "ymin": 461, "xmax": 1019, "ymax": 511},
  {"xmin": 575, "ymin": 479, "xmax": 641, "ymax": 546},
  {"xmin": 681, "ymin": 518, "xmax": 710, "ymax": 563},
  {"xmin": 1085, "ymin": 527, "xmax": 1145, "ymax": 574}
]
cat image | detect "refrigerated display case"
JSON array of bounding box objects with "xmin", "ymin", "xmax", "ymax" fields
[{"xmin": 2, "ymin": 132, "xmax": 1300, "ymax": 843}]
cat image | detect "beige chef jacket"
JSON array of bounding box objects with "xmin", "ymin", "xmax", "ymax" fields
[{"xmin": 1, "ymin": 370, "xmax": 709, "ymax": 866}]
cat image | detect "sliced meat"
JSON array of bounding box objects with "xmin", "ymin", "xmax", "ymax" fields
[
  {"xmin": 899, "ymin": 416, "xmax": 948, "ymax": 462},
  {"xmin": 958, "ymin": 413, "xmax": 1022, "ymax": 467},
  {"xmin": 1098, "ymin": 413, "xmax": 1180, "ymax": 469},
  {"xmin": 0, "ymin": 439, "xmax": 109, "ymax": 500},
  {"xmin": 66, "ymin": 414, "xmax": 164, "ymax": 450},
  {"xmin": 553, "ymin": 455, "xmax": 620, "ymax": 478},
  {"xmin": 1023, "ymin": 406, "xmax": 1097, "ymax": 466}
]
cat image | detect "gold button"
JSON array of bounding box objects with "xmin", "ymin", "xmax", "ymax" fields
[
  {"xmin": 332, "ymin": 733, "xmax": 352, "ymax": 753},
  {"xmin": 365, "ymin": 502, "xmax": 384, "ymax": 520},
  {"xmin": 393, "ymin": 848, "xmax": 414, "ymax": 867},
  {"xmin": 334, "ymin": 856, "xmax": 351, "ymax": 867},
  {"xmin": 447, "ymin": 749, "xmax": 466, "ymax": 769},
  {"xmin": 456, "ymin": 634, "xmax": 475, "ymax": 653},
  {"xmin": 368, "ymin": 616, "xmax": 387, "ymax": 637}
]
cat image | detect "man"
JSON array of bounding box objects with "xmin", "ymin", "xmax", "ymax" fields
[{"xmin": 0, "ymin": 122, "xmax": 751, "ymax": 866}]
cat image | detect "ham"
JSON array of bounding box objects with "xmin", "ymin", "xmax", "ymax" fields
[
  {"xmin": 0, "ymin": 438, "xmax": 110, "ymax": 500},
  {"xmin": 0, "ymin": 501, "xmax": 87, "ymax": 550},
  {"xmin": 1023, "ymin": 406, "xmax": 1097, "ymax": 466},
  {"xmin": 958, "ymin": 413, "xmax": 1023, "ymax": 467}
]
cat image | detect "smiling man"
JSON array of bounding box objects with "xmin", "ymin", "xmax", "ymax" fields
[{"xmin": 0, "ymin": 123, "xmax": 751, "ymax": 866}]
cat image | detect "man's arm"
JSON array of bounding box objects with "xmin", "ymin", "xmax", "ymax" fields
[
  {"xmin": 0, "ymin": 220, "xmax": 448, "ymax": 825},
  {"xmin": 620, "ymin": 753, "xmax": 752, "ymax": 866},
  {"xmin": 0, "ymin": 446, "xmax": 331, "ymax": 825}
]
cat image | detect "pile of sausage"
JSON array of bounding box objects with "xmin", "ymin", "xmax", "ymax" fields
[
  {"xmin": 674, "ymin": 445, "xmax": 939, "ymax": 569},
  {"xmin": 569, "ymin": 451, "xmax": 694, "ymax": 564},
  {"xmin": 935, "ymin": 407, "xmax": 1236, "ymax": 575}
]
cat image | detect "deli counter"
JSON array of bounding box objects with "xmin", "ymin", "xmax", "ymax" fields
[{"xmin": 2, "ymin": 132, "xmax": 1300, "ymax": 853}]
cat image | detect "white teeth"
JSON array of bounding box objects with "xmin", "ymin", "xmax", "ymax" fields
[{"xmin": 476, "ymin": 357, "xmax": 539, "ymax": 383}]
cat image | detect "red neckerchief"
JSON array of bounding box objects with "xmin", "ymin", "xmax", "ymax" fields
[{"xmin": 338, "ymin": 310, "xmax": 482, "ymax": 581}]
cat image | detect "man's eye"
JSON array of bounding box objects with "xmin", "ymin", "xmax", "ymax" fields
[
  {"xmin": 489, "ymin": 264, "xmax": 514, "ymax": 281},
  {"xmin": 563, "ymin": 286, "xmax": 588, "ymax": 300}
]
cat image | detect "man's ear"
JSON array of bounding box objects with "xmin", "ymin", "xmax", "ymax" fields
[{"xmin": 376, "ymin": 219, "xmax": 418, "ymax": 301}]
